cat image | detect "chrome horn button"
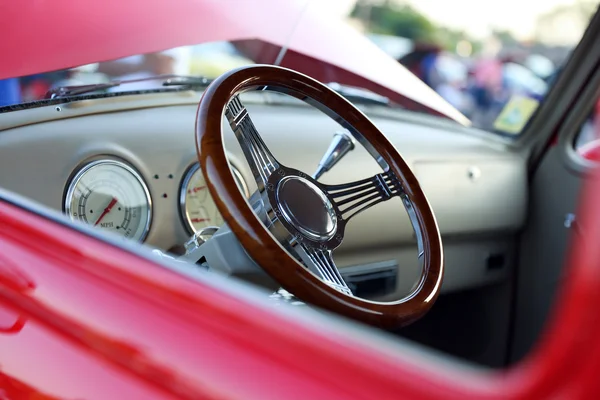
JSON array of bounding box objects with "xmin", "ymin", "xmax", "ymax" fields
[{"xmin": 276, "ymin": 176, "xmax": 337, "ymax": 241}]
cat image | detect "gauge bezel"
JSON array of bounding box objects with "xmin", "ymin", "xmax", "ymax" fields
[
  {"xmin": 64, "ymin": 159, "xmax": 153, "ymax": 242},
  {"xmin": 179, "ymin": 162, "xmax": 249, "ymax": 234}
]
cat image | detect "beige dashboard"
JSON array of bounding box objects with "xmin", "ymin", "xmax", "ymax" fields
[{"xmin": 0, "ymin": 91, "xmax": 527, "ymax": 298}]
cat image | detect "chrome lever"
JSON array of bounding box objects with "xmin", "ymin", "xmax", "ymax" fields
[
  {"xmin": 183, "ymin": 226, "xmax": 220, "ymax": 255},
  {"xmin": 313, "ymin": 130, "xmax": 356, "ymax": 180}
]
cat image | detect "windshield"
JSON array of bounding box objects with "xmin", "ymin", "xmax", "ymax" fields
[{"xmin": 0, "ymin": 0, "xmax": 597, "ymax": 135}]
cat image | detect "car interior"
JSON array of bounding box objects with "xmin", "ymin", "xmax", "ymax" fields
[{"xmin": 2, "ymin": 5, "xmax": 600, "ymax": 374}]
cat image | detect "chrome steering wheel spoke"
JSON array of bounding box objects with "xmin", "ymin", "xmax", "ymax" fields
[
  {"xmin": 324, "ymin": 170, "xmax": 403, "ymax": 223},
  {"xmin": 225, "ymin": 95, "xmax": 280, "ymax": 190},
  {"xmin": 224, "ymin": 92, "xmax": 412, "ymax": 302},
  {"xmin": 296, "ymin": 244, "xmax": 352, "ymax": 296},
  {"xmin": 196, "ymin": 65, "xmax": 444, "ymax": 329}
]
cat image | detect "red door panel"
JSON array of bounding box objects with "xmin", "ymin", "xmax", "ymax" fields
[{"xmin": 0, "ymin": 164, "xmax": 600, "ymax": 400}]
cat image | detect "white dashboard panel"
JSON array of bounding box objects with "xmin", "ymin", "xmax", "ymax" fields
[
  {"xmin": 0, "ymin": 92, "xmax": 528, "ymax": 295},
  {"xmin": 412, "ymin": 159, "xmax": 527, "ymax": 235}
]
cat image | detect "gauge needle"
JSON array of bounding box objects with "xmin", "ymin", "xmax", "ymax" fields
[{"xmin": 94, "ymin": 197, "xmax": 118, "ymax": 226}]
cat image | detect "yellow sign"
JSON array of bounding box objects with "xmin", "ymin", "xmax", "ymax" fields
[{"xmin": 493, "ymin": 95, "xmax": 540, "ymax": 134}]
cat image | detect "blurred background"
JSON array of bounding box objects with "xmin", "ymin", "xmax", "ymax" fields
[
  {"xmin": 347, "ymin": 0, "xmax": 597, "ymax": 130},
  {"xmin": 2, "ymin": 0, "xmax": 598, "ymax": 134}
]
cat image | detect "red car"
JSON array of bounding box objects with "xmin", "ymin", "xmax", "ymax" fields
[{"xmin": 1, "ymin": 0, "xmax": 600, "ymax": 399}]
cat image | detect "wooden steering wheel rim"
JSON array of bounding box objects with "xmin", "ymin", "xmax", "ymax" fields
[{"xmin": 196, "ymin": 65, "xmax": 443, "ymax": 329}]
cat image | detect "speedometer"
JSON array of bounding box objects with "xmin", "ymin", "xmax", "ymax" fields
[
  {"xmin": 64, "ymin": 160, "xmax": 152, "ymax": 242},
  {"xmin": 180, "ymin": 163, "xmax": 249, "ymax": 233}
]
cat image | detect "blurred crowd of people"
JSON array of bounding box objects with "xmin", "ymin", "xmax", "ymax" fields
[
  {"xmin": 0, "ymin": 34, "xmax": 585, "ymax": 137},
  {"xmin": 397, "ymin": 37, "xmax": 555, "ymax": 130}
]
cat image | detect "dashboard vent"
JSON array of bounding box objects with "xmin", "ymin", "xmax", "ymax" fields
[{"xmin": 342, "ymin": 260, "xmax": 398, "ymax": 299}]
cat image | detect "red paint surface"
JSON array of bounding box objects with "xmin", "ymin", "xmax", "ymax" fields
[
  {"xmin": 578, "ymin": 139, "xmax": 600, "ymax": 161},
  {"xmin": 0, "ymin": 0, "xmax": 466, "ymax": 123},
  {"xmin": 0, "ymin": 162, "xmax": 600, "ymax": 397},
  {"xmin": 0, "ymin": 2, "xmax": 598, "ymax": 395}
]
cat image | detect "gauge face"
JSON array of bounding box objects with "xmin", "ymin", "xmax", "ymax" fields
[
  {"xmin": 180, "ymin": 163, "xmax": 249, "ymax": 233},
  {"xmin": 65, "ymin": 160, "xmax": 152, "ymax": 242}
]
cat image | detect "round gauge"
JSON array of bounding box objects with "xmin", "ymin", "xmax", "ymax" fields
[
  {"xmin": 65, "ymin": 160, "xmax": 152, "ymax": 242},
  {"xmin": 180, "ymin": 163, "xmax": 249, "ymax": 233}
]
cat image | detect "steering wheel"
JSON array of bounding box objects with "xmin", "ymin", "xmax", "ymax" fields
[{"xmin": 195, "ymin": 65, "xmax": 443, "ymax": 329}]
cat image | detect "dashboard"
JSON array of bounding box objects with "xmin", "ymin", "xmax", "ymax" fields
[
  {"xmin": 63, "ymin": 156, "xmax": 249, "ymax": 243},
  {"xmin": 0, "ymin": 90, "xmax": 527, "ymax": 299}
]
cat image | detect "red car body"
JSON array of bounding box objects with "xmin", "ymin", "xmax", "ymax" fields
[{"xmin": 1, "ymin": 0, "xmax": 600, "ymax": 398}]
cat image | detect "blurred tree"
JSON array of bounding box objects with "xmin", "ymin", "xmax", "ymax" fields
[
  {"xmin": 576, "ymin": 0, "xmax": 599, "ymax": 17},
  {"xmin": 534, "ymin": 0, "xmax": 598, "ymax": 46},
  {"xmin": 434, "ymin": 27, "xmax": 482, "ymax": 54},
  {"xmin": 351, "ymin": 0, "xmax": 436, "ymax": 42}
]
